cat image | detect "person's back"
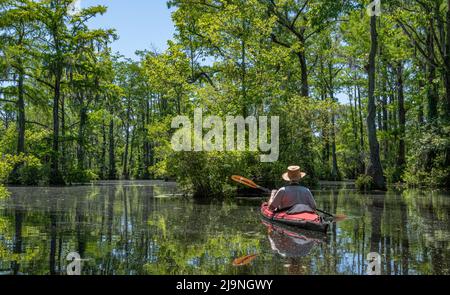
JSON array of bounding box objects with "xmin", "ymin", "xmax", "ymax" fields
[{"xmin": 269, "ymin": 185, "xmax": 316, "ymax": 212}]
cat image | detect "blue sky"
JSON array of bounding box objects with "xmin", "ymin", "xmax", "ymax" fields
[{"xmin": 83, "ymin": 0, "xmax": 175, "ymax": 59}]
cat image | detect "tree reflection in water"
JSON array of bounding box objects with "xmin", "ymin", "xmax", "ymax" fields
[{"xmin": 0, "ymin": 182, "xmax": 448, "ymax": 275}]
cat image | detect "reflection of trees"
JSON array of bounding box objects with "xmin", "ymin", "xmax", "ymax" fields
[
  {"xmin": 0, "ymin": 185, "xmax": 449, "ymax": 275},
  {"xmin": 143, "ymin": 200, "xmax": 263, "ymax": 275},
  {"xmin": 369, "ymin": 195, "xmax": 383, "ymax": 274},
  {"xmin": 12, "ymin": 208, "xmax": 23, "ymax": 274}
]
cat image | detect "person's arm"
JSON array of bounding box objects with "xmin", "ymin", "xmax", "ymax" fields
[
  {"xmin": 269, "ymin": 188, "xmax": 285, "ymax": 211},
  {"xmin": 268, "ymin": 190, "xmax": 277, "ymax": 206}
]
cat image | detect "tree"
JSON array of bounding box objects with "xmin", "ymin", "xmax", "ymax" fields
[{"xmin": 366, "ymin": 12, "xmax": 386, "ymax": 190}]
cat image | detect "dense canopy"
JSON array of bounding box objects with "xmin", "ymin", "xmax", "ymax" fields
[{"xmin": 1, "ymin": 0, "xmax": 449, "ymax": 196}]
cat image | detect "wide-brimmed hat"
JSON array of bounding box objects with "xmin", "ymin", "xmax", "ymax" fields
[{"xmin": 282, "ymin": 166, "xmax": 307, "ymax": 182}]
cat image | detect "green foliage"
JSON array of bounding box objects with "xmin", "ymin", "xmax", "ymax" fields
[
  {"xmin": 0, "ymin": 186, "xmax": 10, "ymax": 199},
  {"xmin": 355, "ymin": 175, "xmax": 374, "ymax": 192},
  {"xmin": 403, "ymin": 124, "xmax": 450, "ymax": 188},
  {"xmin": 0, "ymin": 156, "xmax": 14, "ymax": 184},
  {"xmin": 0, "ymin": 154, "xmax": 43, "ymax": 185},
  {"xmin": 1, "ymin": 0, "xmax": 450, "ymax": 194},
  {"xmin": 65, "ymin": 168, "xmax": 99, "ymax": 185}
]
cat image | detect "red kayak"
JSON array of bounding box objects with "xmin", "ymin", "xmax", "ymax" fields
[{"xmin": 260, "ymin": 202, "xmax": 331, "ymax": 233}]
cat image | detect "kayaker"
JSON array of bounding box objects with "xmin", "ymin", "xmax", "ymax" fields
[{"xmin": 268, "ymin": 166, "xmax": 317, "ymax": 213}]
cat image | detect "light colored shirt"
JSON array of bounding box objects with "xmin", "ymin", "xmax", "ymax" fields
[{"xmin": 268, "ymin": 185, "xmax": 317, "ymax": 212}]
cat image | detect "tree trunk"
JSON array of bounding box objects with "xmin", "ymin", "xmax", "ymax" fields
[
  {"xmin": 123, "ymin": 122, "xmax": 130, "ymax": 180},
  {"xmin": 366, "ymin": 15, "xmax": 386, "ymax": 190},
  {"xmin": 381, "ymin": 65, "xmax": 389, "ymax": 162},
  {"xmin": 108, "ymin": 116, "xmax": 116, "ymax": 180},
  {"xmin": 100, "ymin": 118, "xmax": 107, "ymax": 179},
  {"xmin": 61, "ymin": 93, "xmax": 67, "ymax": 175},
  {"xmin": 357, "ymin": 86, "xmax": 366, "ymax": 174},
  {"xmin": 356, "ymin": 86, "xmax": 366, "ymax": 174},
  {"xmin": 298, "ymin": 51, "xmax": 309, "ymax": 97},
  {"xmin": 396, "ymin": 62, "xmax": 406, "ymax": 176},
  {"xmin": 241, "ymin": 37, "xmax": 248, "ymax": 116},
  {"xmin": 418, "ymin": 64, "xmax": 426, "ymax": 125},
  {"xmin": 17, "ymin": 68, "xmax": 25, "ymax": 154},
  {"xmin": 444, "ymin": 0, "xmax": 450, "ymax": 117},
  {"xmin": 50, "ymin": 66, "xmax": 64, "ymax": 185},
  {"xmin": 331, "ymin": 113, "xmax": 340, "ymax": 180},
  {"xmin": 328, "ymin": 64, "xmax": 340, "ymax": 180},
  {"xmin": 142, "ymin": 99, "xmax": 151, "ymax": 180},
  {"xmin": 427, "ymin": 22, "xmax": 439, "ymax": 122},
  {"xmin": 77, "ymin": 106, "xmax": 87, "ymax": 171},
  {"xmin": 444, "ymin": 0, "xmax": 450, "ymax": 183},
  {"xmin": 350, "ymin": 90, "xmax": 359, "ymax": 178},
  {"xmin": 425, "ymin": 22, "xmax": 439, "ymax": 170}
]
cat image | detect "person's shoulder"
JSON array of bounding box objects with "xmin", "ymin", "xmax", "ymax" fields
[{"xmin": 299, "ymin": 186, "xmax": 312, "ymax": 192}]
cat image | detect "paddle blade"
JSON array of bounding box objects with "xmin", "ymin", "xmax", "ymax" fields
[
  {"xmin": 334, "ymin": 214, "xmax": 348, "ymax": 222},
  {"xmin": 231, "ymin": 175, "xmax": 259, "ymax": 189},
  {"xmin": 232, "ymin": 254, "xmax": 258, "ymax": 267}
]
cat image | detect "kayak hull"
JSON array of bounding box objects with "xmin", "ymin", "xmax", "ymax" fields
[{"xmin": 260, "ymin": 203, "xmax": 330, "ymax": 233}]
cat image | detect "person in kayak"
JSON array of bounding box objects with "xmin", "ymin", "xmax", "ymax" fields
[{"xmin": 268, "ymin": 166, "xmax": 317, "ymax": 213}]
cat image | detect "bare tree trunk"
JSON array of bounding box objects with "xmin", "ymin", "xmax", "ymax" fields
[
  {"xmin": 396, "ymin": 62, "xmax": 406, "ymax": 177},
  {"xmin": 50, "ymin": 64, "xmax": 64, "ymax": 185},
  {"xmin": 381, "ymin": 65, "xmax": 389, "ymax": 162},
  {"xmin": 298, "ymin": 51, "xmax": 309, "ymax": 97},
  {"xmin": 357, "ymin": 86, "xmax": 366, "ymax": 174},
  {"xmin": 328, "ymin": 64, "xmax": 340, "ymax": 180},
  {"xmin": 100, "ymin": 118, "xmax": 107, "ymax": 179},
  {"xmin": 123, "ymin": 122, "xmax": 130, "ymax": 180},
  {"xmin": 426, "ymin": 22, "xmax": 439, "ymax": 170},
  {"xmin": 444, "ymin": 0, "xmax": 450, "ymax": 117},
  {"xmin": 427, "ymin": 21, "xmax": 439, "ymax": 122},
  {"xmin": 61, "ymin": 93, "xmax": 67, "ymax": 175},
  {"xmin": 444, "ymin": 0, "xmax": 450, "ymax": 184},
  {"xmin": 366, "ymin": 15, "xmax": 386, "ymax": 190},
  {"xmin": 17, "ymin": 67, "xmax": 25, "ymax": 154},
  {"xmin": 108, "ymin": 116, "xmax": 116, "ymax": 180},
  {"xmin": 77, "ymin": 106, "xmax": 88, "ymax": 171},
  {"xmin": 142, "ymin": 100, "xmax": 151, "ymax": 180}
]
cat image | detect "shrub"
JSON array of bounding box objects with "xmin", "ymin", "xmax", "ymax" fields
[
  {"xmin": 355, "ymin": 175, "xmax": 374, "ymax": 192},
  {"xmin": 404, "ymin": 124, "xmax": 450, "ymax": 188},
  {"xmin": 164, "ymin": 150, "xmax": 253, "ymax": 199},
  {"xmin": 0, "ymin": 156, "xmax": 15, "ymax": 184},
  {"xmin": 65, "ymin": 168, "xmax": 99, "ymax": 184},
  {"xmin": 1, "ymin": 154, "xmax": 43, "ymax": 185},
  {"xmin": 16, "ymin": 156, "xmax": 43, "ymax": 185},
  {"xmin": 0, "ymin": 186, "xmax": 10, "ymax": 199}
]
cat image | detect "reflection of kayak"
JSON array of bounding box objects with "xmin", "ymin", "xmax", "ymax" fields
[
  {"xmin": 260, "ymin": 202, "xmax": 331, "ymax": 233},
  {"xmin": 262, "ymin": 220, "xmax": 326, "ymax": 258}
]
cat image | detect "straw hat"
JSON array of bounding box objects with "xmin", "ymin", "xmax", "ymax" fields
[{"xmin": 282, "ymin": 166, "xmax": 307, "ymax": 182}]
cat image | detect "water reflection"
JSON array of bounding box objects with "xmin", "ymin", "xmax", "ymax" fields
[
  {"xmin": 263, "ymin": 221, "xmax": 325, "ymax": 258},
  {"xmin": 0, "ymin": 182, "xmax": 448, "ymax": 275}
]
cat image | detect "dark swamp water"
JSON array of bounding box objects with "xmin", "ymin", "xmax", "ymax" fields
[{"xmin": 0, "ymin": 181, "xmax": 449, "ymax": 275}]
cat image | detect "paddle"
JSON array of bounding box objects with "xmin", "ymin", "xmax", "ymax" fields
[
  {"xmin": 231, "ymin": 175, "xmax": 272, "ymax": 194},
  {"xmin": 316, "ymin": 208, "xmax": 347, "ymax": 222},
  {"xmin": 232, "ymin": 254, "xmax": 258, "ymax": 267},
  {"xmin": 231, "ymin": 175, "xmax": 347, "ymax": 221}
]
